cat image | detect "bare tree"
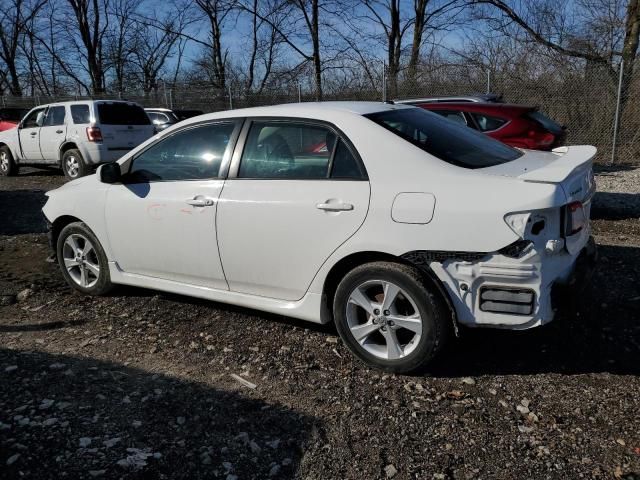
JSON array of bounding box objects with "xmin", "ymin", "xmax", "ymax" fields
[{"xmin": 0, "ymin": 0, "xmax": 47, "ymax": 96}]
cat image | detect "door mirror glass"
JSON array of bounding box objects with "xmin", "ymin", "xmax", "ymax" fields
[
  {"xmin": 36, "ymin": 111, "xmax": 45, "ymax": 127},
  {"xmin": 100, "ymin": 162, "xmax": 122, "ymax": 184}
]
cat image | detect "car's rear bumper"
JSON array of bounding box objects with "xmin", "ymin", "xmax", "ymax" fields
[{"xmin": 425, "ymin": 235, "xmax": 597, "ymax": 330}]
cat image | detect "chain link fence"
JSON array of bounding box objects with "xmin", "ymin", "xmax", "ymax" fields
[{"xmin": 2, "ymin": 61, "xmax": 639, "ymax": 165}]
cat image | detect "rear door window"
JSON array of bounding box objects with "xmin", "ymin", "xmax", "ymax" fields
[
  {"xmin": 70, "ymin": 105, "xmax": 90, "ymax": 124},
  {"xmin": 470, "ymin": 113, "xmax": 507, "ymax": 132},
  {"xmin": 43, "ymin": 106, "xmax": 66, "ymax": 126},
  {"xmin": 97, "ymin": 103, "xmax": 151, "ymax": 125},
  {"xmin": 432, "ymin": 110, "xmax": 467, "ymax": 126}
]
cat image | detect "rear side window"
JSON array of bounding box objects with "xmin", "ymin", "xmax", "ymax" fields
[
  {"xmin": 432, "ymin": 110, "xmax": 467, "ymax": 126},
  {"xmin": 97, "ymin": 103, "xmax": 151, "ymax": 125},
  {"xmin": 525, "ymin": 111, "xmax": 564, "ymax": 134},
  {"xmin": 147, "ymin": 112, "xmax": 171, "ymax": 124},
  {"xmin": 330, "ymin": 141, "xmax": 364, "ymax": 179},
  {"xmin": 127, "ymin": 123, "xmax": 234, "ymax": 183},
  {"xmin": 365, "ymin": 108, "xmax": 522, "ymax": 169},
  {"xmin": 470, "ymin": 113, "xmax": 507, "ymax": 132},
  {"xmin": 70, "ymin": 105, "xmax": 90, "ymax": 124},
  {"xmin": 43, "ymin": 106, "xmax": 66, "ymax": 126},
  {"xmin": 239, "ymin": 122, "xmax": 337, "ymax": 179}
]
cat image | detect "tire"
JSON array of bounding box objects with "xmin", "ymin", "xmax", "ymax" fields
[
  {"xmin": 56, "ymin": 222, "xmax": 113, "ymax": 295},
  {"xmin": 333, "ymin": 261, "xmax": 450, "ymax": 374},
  {"xmin": 62, "ymin": 149, "xmax": 90, "ymax": 180},
  {"xmin": 0, "ymin": 146, "xmax": 18, "ymax": 176}
]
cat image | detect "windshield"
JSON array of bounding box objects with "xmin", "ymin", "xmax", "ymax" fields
[
  {"xmin": 97, "ymin": 103, "xmax": 151, "ymax": 125},
  {"xmin": 364, "ymin": 108, "xmax": 523, "ymax": 169}
]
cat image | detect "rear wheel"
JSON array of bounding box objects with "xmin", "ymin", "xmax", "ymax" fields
[
  {"xmin": 62, "ymin": 149, "xmax": 89, "ymax": 180},
  {"xmin": 56, "ymin": 222, "xmax": 113, "ymax": 295},
  {"xmin": 0, "ymin": 146, "xmax": 18, "ymax": 176},
  {"xmin": 333, "ymin": 261, "xmax": 449, "ymax": 374}
]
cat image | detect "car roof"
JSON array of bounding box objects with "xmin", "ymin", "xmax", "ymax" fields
[
  {"xmin": 419, "ymin": 102, "xmax": 535, "ymax": 113},
  {"xmin": 145, "ymin": 107, "xmax": 173, "ymax": 112},
  {"xmin": 178, "ymin": 101, "xmax": 413, "ymax": 124},
  {"xmin": 25, "ymin": 100, "xmax": 143, "ymax": 108},
  {"xmin": 394, "ymin": 94, "xmax": 503, "ymax": 104}
]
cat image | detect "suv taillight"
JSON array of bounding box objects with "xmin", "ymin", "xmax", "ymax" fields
[
  {"xmin": 86, "ymin": 126, "xmax": 103, "ymax": 142},
  {"xmin": 564, "ymin": 201, "xmax": 586, "ymax": 236}
]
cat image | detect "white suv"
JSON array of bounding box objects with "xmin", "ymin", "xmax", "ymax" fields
[
  {"xmin": 42, "ymin": 102, "xmax": 597, "ymax": 373},
  {"xmin": 0, "ymin": 100, "xmax": 154, "ymax": 179}
]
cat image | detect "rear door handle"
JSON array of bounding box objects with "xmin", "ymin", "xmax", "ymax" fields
[
  {"xmin": 316, "ymin": 202, "xmax": 354, "ymax": 212},
  {"xmin": 186, "ymin": 197, "xmax": 215, "ymax": 207}
]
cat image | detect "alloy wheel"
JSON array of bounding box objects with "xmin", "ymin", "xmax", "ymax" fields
[
  {"xmin": 62, "ymin": 233, "xmax": 100, "ymax": 288},
  {"xmin": 65, "ymin": 155, "xmax": 79, "ymax": 178},
  {"xmin": 346, "ymin": 279, "xmax": 423, "ymax": 360},
  {"xmin": 0, "ymin": 151, "xmax": 8, "ymax": 173}
]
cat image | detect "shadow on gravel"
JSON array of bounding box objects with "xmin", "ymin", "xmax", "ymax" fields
[
  {"xmin": 432, "ymin": 243, "xmax": 640, "ymax": 378},
  {"xmin": 0, "ymin": 319, "xmax": 87, "ymax": 333},
  {"xmin": 0, "ymin": 347, "xmax": 315, "ymax": 479},
  {"xmin": 0, "ymin": 189, "xmax": 48, "ymax": 235},
  {"xmin": 592, "ymin": 192, "xmax": 640, "ymax": 220}
]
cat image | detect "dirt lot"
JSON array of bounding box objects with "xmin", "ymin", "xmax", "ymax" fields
[{"xmin": 1, "ymin": 167, "xmax": 639, "ymax": 480}]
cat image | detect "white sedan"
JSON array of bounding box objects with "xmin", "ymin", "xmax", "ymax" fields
[{"xmin": 42, "ymin": 102, "xmax": 597, "ymax": 373}]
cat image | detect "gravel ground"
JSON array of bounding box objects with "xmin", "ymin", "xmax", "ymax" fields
[{"xmin": 1, "ymin": 167, "xmax": 639, "ymax": 480}]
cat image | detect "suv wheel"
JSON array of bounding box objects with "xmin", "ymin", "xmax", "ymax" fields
[
  {"xmin": 62, "ymin": 149, "xmax": 89, "ymax": 180},
  {"xmin": 56, "ymin": 222, "xmax": 113, "ymax": 295},
  {"xmin": 0, "ymin": 146, "xmax": 18, "ymax": 176},
  {"xmin": 333, "ymin": 262, "xmax": 449, "ymax": 374}
]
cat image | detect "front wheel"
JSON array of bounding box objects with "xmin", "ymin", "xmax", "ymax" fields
[
  {"xmin": 56, "ymin": 222, "xmax": 113, "ymax": 295},
  {"xmin": 333, "ymin": 262, "xmax": 450, "ymax": 374},
  {"xmin": 62, "ymin": 149, "xmax": 90, "ymax": 180},
  {"xmin": 0, "ymin": 146, "xmax": 18, "ymax": 176}
]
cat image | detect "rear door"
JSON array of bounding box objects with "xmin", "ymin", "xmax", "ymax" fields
[
  {"xmin": 18, "ymin": 107, "xmax": 47, "ymax": 161},
  {"xmin": 217, "ymin": 119, "xmax": 370, "ymax": 301},
  {"xmin": 94, "ymin": 102, "xmax": 154, "ymax": 155},
  {"xmin": 39, "ymin": 105, "xmax": 67, "ymax": 161}
]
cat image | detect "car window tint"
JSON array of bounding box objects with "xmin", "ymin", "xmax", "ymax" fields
[
  {"xmin": 239, "ymin": 122, "xmax": 336, "ymax": 179},
  {"xmin": 365, "ymin": 108, "xmax": 522, "ymax": 169},
  {"xmin": 148, "ymin": 112, "xmax": 170, "ymax": 124},
  {"xmin": 43, "ymin": 106, "xmax": 66, "ymax": 126},
  {"xmin": 470, "ymin": 113, "xmax": 507, "ymax": 132},
  {"xmin": 433, "ymin": 110, "xmax": 467, "ymax": 126},
  {"xmin": 70, "ymin": 105, "xmax": 90, "ymax": 124},
  {"xmin": 331, "ymin": 140, "xmax": 363, "ymax": 179},
  {"xmin": 127, "ymin": 123, "xmax": 235, "ymax": 183},
  {"xmin": 21, "ymin": 108, "xmax": 45, "ymax": 128},
  {"xmin": 97, "ymin": 103, "xmax": 151, "ymax": 125}
]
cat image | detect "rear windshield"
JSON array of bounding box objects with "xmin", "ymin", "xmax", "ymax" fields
[
  {"xmin": 0, "ymin": 108, "xmax": 28, "ymax": 122},
  {"xmin": 97, "ymin": 103, "xmax": 151, "ymax": 125},
  {"xmin": 526, "ymin": 110, "xmax": 564, "ymax": 134},
  {"xmin": 365, "ymin": 108, "xmax": 523, "ymax": 169}
]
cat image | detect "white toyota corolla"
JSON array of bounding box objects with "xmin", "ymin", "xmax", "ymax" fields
[{"xmin": 42, "ymin": 102, "xmax": 597, "ymax": 373}]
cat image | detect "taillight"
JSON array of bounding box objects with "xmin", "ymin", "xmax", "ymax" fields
[
  {"xmin": 86, "ymin": 126, "xmax": 103, "ymax": 142},
  {"xmin": 527, "ymin": 129, "xmax": 555, "ymax": 147},
  {"xmin": 564, "ymin": 201, "xmax": 586, "ymax": 236}
]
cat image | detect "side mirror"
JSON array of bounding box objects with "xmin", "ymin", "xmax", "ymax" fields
[
  {"xmin": 99, "ymin": 162, "xmax": 122, "ymax": 184},
  {"xmin": 36, "ymin": 112, "xmax": 45, "ymax": 127}
]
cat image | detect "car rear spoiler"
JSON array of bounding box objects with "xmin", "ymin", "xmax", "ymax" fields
[{"xmin": 518, "ymin": 146, "xmax": 596, "ymax": 183}]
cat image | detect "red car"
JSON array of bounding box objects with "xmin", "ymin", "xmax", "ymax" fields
[
  {"xmin": 412, "ymin": 102, "xmax": 566, "ymax": 151},
  {"xmin": 0, "ymin": 107, "xmax": 28, "ymax": 132}
]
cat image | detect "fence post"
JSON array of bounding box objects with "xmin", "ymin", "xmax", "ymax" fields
[
  {"xmin": 382, "ymin": 60, "xmax": 387, "ymax": 102},
  {"xmin": 611, "ymin": 59, "xmax": 624, "ymax": 165},
  {"xmin": 298, "ymin": 82, "xmax": 302, "ymax": 103},
  {"xmin": 486, "ymin": 69, "xmax": 491, "ymax": 94},
  {"xmin": 168, "ymin": 88, "xmax": 173, "ymax": 110},
  {"xmin": 228, "ymin": 86, "xmax": 233, "ymax": 110}
]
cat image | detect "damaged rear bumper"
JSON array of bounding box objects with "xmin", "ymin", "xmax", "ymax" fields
[{"xmin": 409, "ymin": 235, "xmax": 597, "ymax": 330}]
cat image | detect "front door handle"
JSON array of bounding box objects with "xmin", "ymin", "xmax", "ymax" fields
[
  {"xmin": 316, "ymin": 202, "xmax": 354, "ymax": 212},
  {"xmin": 186, "ymin": 197, "xmax": 215, "ymax": 207},
  {"xmin": 30, "ymin": 132, "xmax": 37, "ymax": 136},
  {"xmin": 56, "ymin": 129, "xmax": 64, "ymax": 134}
]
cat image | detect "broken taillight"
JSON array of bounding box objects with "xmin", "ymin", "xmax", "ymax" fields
[
  {"xmin": 564, "ymin": 201, "xmax": 586, "ymax": 236},
  {"xmin": 86, "ymin": 126, "xmax": 103, "ymax": 142}
]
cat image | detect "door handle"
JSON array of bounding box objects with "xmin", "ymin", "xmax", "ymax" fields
[
  {"xmin": 316, "ymin": 202, "xmax": 354, "ymax": 212},
  {"xmin": 56, "ymin": 129, "xmax": 63, "ymax": 134},
  {"xmin": 186, "ymin": 197, "xmax": 215, "ymax": 207},
  {"xmin": 30, "ymin": 132, "xmax": 37, "ymax": 136}
]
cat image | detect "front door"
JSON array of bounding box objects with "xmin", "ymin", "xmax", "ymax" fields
[
  {"xmin": 39, "ymin": 105, "xmax": 67, "ymax": 161},
  {"xmin": 18, "ymin": 107, "xmax": 46, "ymax": 161},
  {"xmin": 217, "ymin": 119, "xmax": 370, "ymax": 301},
  {"xmin": 104, "ymin": 120, "xmax": 240, "ymax": 289}
]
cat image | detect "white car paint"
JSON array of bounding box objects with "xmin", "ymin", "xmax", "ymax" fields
[{"xmin": 43, "ymin": 102, "xmax": 596, "ymax": 329}]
